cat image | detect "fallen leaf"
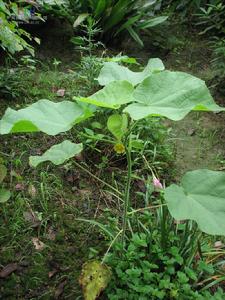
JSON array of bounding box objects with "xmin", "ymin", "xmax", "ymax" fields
[
  {"xmin": 187, "ymin": 128, "xmax": 196, "ymax": 136},
  {"xmin": 23, "ymin": 210, "xmax": 41, "ymax": 228},
  {"xmin": 54, "ymin": 279, "xmax": 67, "ymax": 299},
  {"xmin": 32, "ymin": 237, "xmax": 45, "ymax": 251},
  {"xmin": 46, "ymin": 227, "xmax": 56, "ymax": 241},
  {"xmin": 215, "ymin": 241, "xmax": 223, "ymax": 248},
  {"xmin": 56, "ymin": 89, "xmax": 65, "ymax": 97},
  {"xmin": 79, "ymin": 260, "xmax": 111, "ymax": 300},
  {"xmin": 15, "ymin": 183, "xmax": 25, "ymax": 191},
  {"xmin": 79, "ymin": 189, "xmax": 92, "ymax": 198},
  {"xmin": 48, "ymin": 269, "xmax": 58, "ymax": 278},
  {"xmin": 0, "ymin": 263, "xmax": 18, "ymax": 278}
]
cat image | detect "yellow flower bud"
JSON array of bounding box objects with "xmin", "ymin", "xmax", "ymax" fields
[{"xmin": 114, "ymin": 143, "xmax": 125, "ymax": 154}]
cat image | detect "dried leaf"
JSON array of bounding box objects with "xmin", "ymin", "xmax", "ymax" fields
[
  {"xmin": 48, "ymin": 269, "xmax": 58, "ymax": 278},
  {"xmin": 46, "ymin": 227, "xmax": 56, "ymax": 241},
  {"xmin": 0, "ymin": 263, "xmax": 18, "ymax": 278},
  {"xmin": 54, "ymin": 279, "xmax": 67, "ymax": 299},
  {"xmin": 56, "ymin": 89, "xmax": 65, "ymax": 97},
  {"xmin": 32, "ymin": 237, "xmax": 45, "ymax": 251},
  {"xmin": 15, "ymin": 183, "xmax": 25, "ymax": 191}
]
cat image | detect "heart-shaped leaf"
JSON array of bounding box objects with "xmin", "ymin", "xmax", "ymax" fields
[
  {"xmin": 124, "ymin": 71, "xmax": 224, "ymax": 120},
  {"xmin": 79, "ymin": 260, "xmax": 111, "ymax": 300},
  {"xmin": 164, "ymin": 169, "xmax": 225, "ymax": 235},
  {"xmin": 75, "ymin": 81, "xmax": 134, "ymax": 109},
  {"xmin": 29, "ymin": 141, "xmax": 83, "ymax": 167},
  {"xmin": 97, "ymin": 58, "xmax": 165, "ymax": 86},
  {"xmin": 0, "ymin": 189, "xmax": 11, "ymax": 203},
  {"xmin": 0, "ymin": 100, "xmax": 93, "ymax": 135}
]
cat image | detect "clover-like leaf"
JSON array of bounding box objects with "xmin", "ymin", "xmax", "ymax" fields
[
  {"xmin": 29, "ymin": 141, "xmax": 83, "ymax": 167},
  {"xmin": 0, "ymin": 100, "xmax": 93, "ymax": 135},
  {"xmin": 107, "ymin": 114, "xmax": 128, "ymax": 140},
  {"xmin": 79, "ymin": 260, "xmax": 111, "ymax": 300},
  {"xmin": 97, "ymin": 58, "xmax": 165, "ymax": 86},
  {"xmin": 164, "ymin": 169, "xmax": 225, "ymax": 235},
  {"xmin": 124, "ymin": 71, "xmax": 224, "ymax": 120},
  {"xmin": 75, "ymin": 81, "xmax": 134, "ymax": 109}
]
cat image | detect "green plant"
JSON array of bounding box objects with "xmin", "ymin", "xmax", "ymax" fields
[
  {"xmin": 162, "ymin": 0, "xmax": 208, "ymax": 17},
  {"xmin": 0, "ymin": 1, "xmax": 40, "ymax": 55},
  {"xmin": 211, "ymin": 38, "xmax": 225, "ymax": 76},
  {"xmin": 0, "ymin": 163, "xmax": 11, "ymax": 203},
  {"xmin": 195, "ymin": 1, "xmax": 225, "ymax": 36},
  {"xmin": 1, "ymin": 57, "xmax": 225, "ymax": 298},
  {"xmin": 72, "ymin": 17, "xmax": 105, "ymax": 90},
  {"xmin": 105, "ymin": 223, "xmax": 225, "ymax": 299}
]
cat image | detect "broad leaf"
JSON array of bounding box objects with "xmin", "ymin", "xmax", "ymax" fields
[
  {"xmin": 107, "ymin": 114, "xmax": 128, "ymax": 140},
  {"xmin": 0, "ymin": 189, "xmax": 11, "ymax": 203},
  {"xmin": 164, "ymin": 169, "xmax": 225, "ymax": 235},
  {"xmin": 0, "ymin": 100, "xmax": 92, "ymax": 135},
  {"xmin": 97, "ymin": 58, "xmax": 165, "ymax": 86},
  {"xmin": 124, "ymin": 71, "xmax": 224, "ymax": 120},
  {"xmin": 29, "ymin": 141, "xmax": 83, "ymax": 167},
  {"xmin": 75, "ymin": 81, "xmax": 134, "ymax": 109},
  {"xmin": 79, "ymin": 260, "xmax": 111, "ymax": 300},
  {"xmin": 0, "ymin": 164, "xmax": 7, "ymax": 183}
]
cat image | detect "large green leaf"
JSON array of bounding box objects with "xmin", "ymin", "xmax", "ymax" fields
[
  {"xmin": 164, "ymin": 169, "xmax": 225, "ymax": 236},
  {"xmin": 0, "ymin": 100, "xmax": 92, "ymax": 135},
  {"xmin": 97, "ymin": 58, "xmax": 165, "ymax": 86},
  {"xmin": 124, "ymin": 71, "xmax": 224, "ymax": 120},
  {"xmin": 29, "ymin": 140, "xmax": 83, "ymax": 167},
  {"xmin": 75, "ymin": 81, "xmax": 134, "ymax": 109}
]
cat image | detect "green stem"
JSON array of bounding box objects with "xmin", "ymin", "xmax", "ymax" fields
[{"xmin": 121, "ymin": 134, "xmax": 132, "ymax": 245}]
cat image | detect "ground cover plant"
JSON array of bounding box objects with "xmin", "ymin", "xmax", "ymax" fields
[{"xmin": 1, "ymin": 57, "xmax": 225, "ymax": 299}]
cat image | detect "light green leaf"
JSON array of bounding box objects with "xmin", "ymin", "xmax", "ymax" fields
[
  {"xmin": 164, "ymin": 169, "xmax": 225, "ymax": 235},
  {"xmin": 29, "ymin": 140, "xmax": 83, "ymax": 167},
  {"xmin": 124, "ymin": 71, "xmax": 224, "ymax": 121},
  {"xmin": 127, "ymin": 25, "xmax": 144, "ymax": 48},
  {"xmin": 0, "ymin": 189, "xmax": 11, "ymax": 203},
  {"xmin": 97, "ymin": 58, "xmax": 165, "ymax": 86},
  {"xmin": 138, "ymin": 16, "xmax": 168, "ymax": 29},
  {"xmin": 0, "ymin": 100, "xmax": 92, "ymax": 135},
  {"xmin": 75, "ymin": 81, "xmax": 134, "ymax": 109},
  {"xmin": 107, "ymin": 114, "xmax": 128, "ymax": 140},
  {"xmin": 0, "ymin": 164, "xmax": 7, "ymax": 183},
  {"xmin": 104, "ymin": 56, "xmax": 137, "ymax": 64},
  {"xmin": 73, "ymin": 13, "xmax": 89, "ymax": 28}
]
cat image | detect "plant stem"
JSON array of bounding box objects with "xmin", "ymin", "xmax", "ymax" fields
[
  {"xmin": 101, "ymin": 229, "xmax": 123, "ymax": 264},
  {"xmin": 121, "ymin": 134, "xmax": 132, "ymax": 245}
]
